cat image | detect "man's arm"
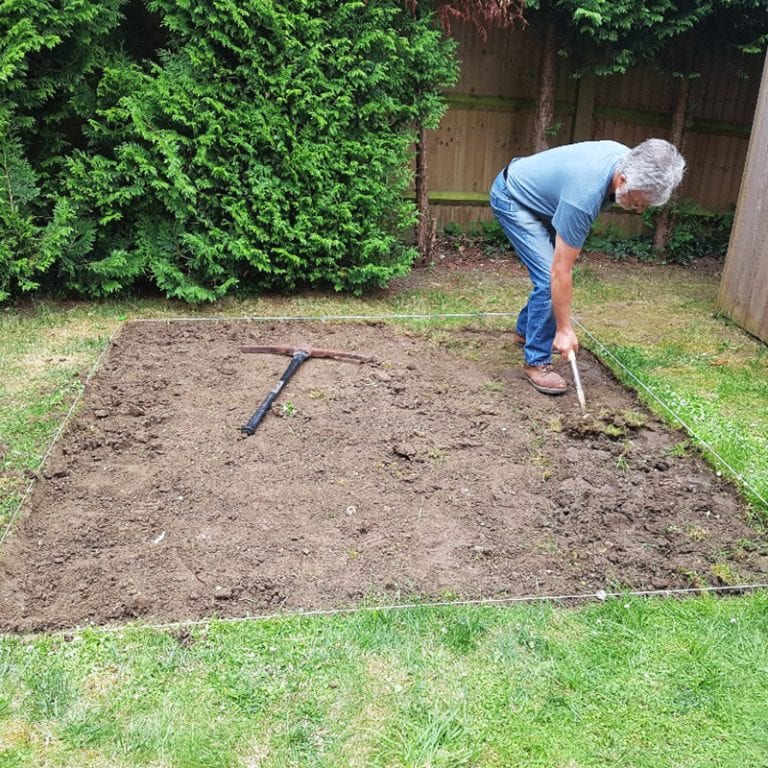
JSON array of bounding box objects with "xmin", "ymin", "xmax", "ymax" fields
[{"xmin": 551, "ymin": 234, "xmax": 580, "ymax": 358}]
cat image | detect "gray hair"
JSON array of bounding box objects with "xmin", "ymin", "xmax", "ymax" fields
[{"xmin": 616, "ymin": 139, "xmax": 686, "ymax": 206}]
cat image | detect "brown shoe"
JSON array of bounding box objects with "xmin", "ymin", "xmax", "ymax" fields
[{"xmin": 523, "ymin": 364, "xmax": 568, "ymax": 395}]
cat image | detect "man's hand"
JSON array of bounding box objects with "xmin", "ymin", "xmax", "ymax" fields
[{"xmin": 553, "ymin": 327, "xmax": 579, "ymax": 359}]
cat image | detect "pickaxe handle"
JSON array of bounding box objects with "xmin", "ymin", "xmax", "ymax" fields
[
  {"xmin": 241, "ymin": 350, "xmax": 310, "ymax": 436},
  {"xmin": 240, "ymin": 344, "xmax": 373, "ymax": 363},
  {"xmin": 567, "ymin": 349, "xmax": 587, "ymax": 412}
]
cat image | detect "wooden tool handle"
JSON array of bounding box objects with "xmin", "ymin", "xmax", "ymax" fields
[{"xmin": 567, "ymin": 350, "xmax": 587, "ymax": 412}]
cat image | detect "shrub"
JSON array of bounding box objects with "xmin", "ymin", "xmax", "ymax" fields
[
  {"xmin": 645, "ymin": 202, "xmax": 734, "ymax": 265},
  {"xmin": 1, "ymin": 0, "xmax": 457, "ymax": 302},
  {"xmin": 61, "ymin": 0, "xmax": 457, "ymax": 300},
  {"xmin": 583, "ymin": 202, "xmax": 734, "ymax": 265},
  {"xmin": 0, "ymin": 0, "xmax": 124, "ymax": 301},
  {"xmin": 584, "ymin": 224, "xmax": 655, "ymax": 261}
]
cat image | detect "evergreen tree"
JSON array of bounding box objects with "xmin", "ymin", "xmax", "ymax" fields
[
  {"xmin": 1, "ymin": 0, "xmax": 457, "ymax": 302},
  {"xmin": 54, "ymin": 0, "xmax": 458, "ymax": 300},
  {"xmin": 0, "ymin": 0, "xmax": 124, "ymax": 300}
]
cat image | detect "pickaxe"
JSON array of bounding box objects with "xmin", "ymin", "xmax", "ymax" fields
[{"xmin": 239, "ymin": 343, "xmax": 375, "ymax": 435}]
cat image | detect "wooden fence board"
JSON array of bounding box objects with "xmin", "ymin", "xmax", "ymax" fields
[
  {"xmin": 718, "ymin": 51, "xmax": 768, "ymax": 342},
  {"xmin": 447, "ymin": 24, "xmax": 540, "ymax": 100}
]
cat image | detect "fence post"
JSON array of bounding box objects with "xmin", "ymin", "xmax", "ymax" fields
[
  {"xmin": 572, "ymin": 73, "xmax": 596, "ymax": 142},
  {"xmin": 717, "ymin": 50, "xmax": 768, "ymax": 343}
]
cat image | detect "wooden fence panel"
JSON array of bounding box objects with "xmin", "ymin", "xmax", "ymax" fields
[
  {"xmin": 449, "ymin": 25, "xmax": 542, "ymax": 100},
  {"xmin": 425, "ymin": 108, "xmax": 537, "ymax": 192},
  {"xmin": 426, "ymin": 21, "xmax": 763, "ymax": 232},
  {"xmin": 594, "ymin": 66, "xmax": 676, "ymax": 115},
  {"xmin": 718, "ymin": 52, "xmax": 768, "ymax": 343},
  {"xmin": 684, "ymin": 133, "xmax": 748, "ymax": 210}
]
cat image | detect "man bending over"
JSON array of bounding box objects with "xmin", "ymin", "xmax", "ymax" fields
[{"xmin": 490, "ymin": 138, "xmax": 685, "ymax": 395}]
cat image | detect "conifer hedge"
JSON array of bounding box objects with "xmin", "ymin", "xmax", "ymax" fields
[{"xmin": 0, "ymin": 0, "xmax": 457, "ymax": 302}]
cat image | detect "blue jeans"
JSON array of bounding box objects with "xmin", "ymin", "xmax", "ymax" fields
[{"xmin": 490, "ymin": 170, "xmax": 556, "ymax": 366}]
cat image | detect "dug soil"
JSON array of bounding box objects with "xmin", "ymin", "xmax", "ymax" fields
[{"xmin": 1, "ymin": 318, "xmax": 766, "ymax": 632}]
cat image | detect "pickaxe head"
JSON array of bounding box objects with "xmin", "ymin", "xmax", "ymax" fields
[{"xmin": 240, "ymin": 343, "xmax": 374, "ymax": 363}]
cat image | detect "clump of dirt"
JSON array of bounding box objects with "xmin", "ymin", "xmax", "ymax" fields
[
  {"xmin": 0, "ymin": 319, "xmax": 765, "ymax": 633},
  {"xmin": 559, "ymin": 409, "xmax": 649, "ymax": 439}
]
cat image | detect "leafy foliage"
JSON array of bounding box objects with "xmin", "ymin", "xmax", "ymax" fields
[
  {"xmin": 584, "ymin": 201, "xmax": 734, "ymax": 265},
  {"xmin": 645, "ymin": 202, "xmax": 734, "ymax": 264},
  {"xmin": 522, "ymin": 1, "xmax": 709, "ymax": 77},
  {"xmin": 519, "ymin": 1, "xmax": 768, "ymax": 79},
  {"xmin": 584, "ymin": 224, "xmax": 655, "ymax": 262},
  {"xmin": 0, "ymin": 0, "xmax": 125, "ymax": 301},
  {"xmin": 0, "ymin": 117, "xmax": 74, "ymax": 300},
  {"xmin": 0, "ymin": 0, "xmax": 457, "ymax": 302}
]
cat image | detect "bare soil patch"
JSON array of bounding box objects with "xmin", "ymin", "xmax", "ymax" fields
[{"xmin": 1, "ymin": 318, "xmax": 765, "ymax": 633}]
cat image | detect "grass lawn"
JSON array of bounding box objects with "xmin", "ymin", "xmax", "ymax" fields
[
  {"xmin": 1, "ymin": 253, "xmax": 767, "ymax": 767},
  {"xmin": 2, "ymin": 595, "xmax": 767, "ymax": 767}
]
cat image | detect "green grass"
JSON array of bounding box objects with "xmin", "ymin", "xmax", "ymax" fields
[
  {"xmin": 1, "ymin": 595, "xmax": 767, "ymax": 767},
  {"xmin": 599, "ymin": 344, "xmax": 768, "ymax": 498},
  {"xmin": 0, "ymin": 312, "xmax": 113, "ymax": 526},
  {"xmin": 1, "ymin": 258, "xmax": 768, "ymax": 766}
]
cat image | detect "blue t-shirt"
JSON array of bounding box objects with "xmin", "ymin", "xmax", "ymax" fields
[{"xmin": 504, "ymin": 140, "xmax": 629, "ymax": 249}]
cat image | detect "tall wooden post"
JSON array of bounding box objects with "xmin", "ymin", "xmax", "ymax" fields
[
  {"xmin": 717, "ymin": 50, "xmax": 768, "ymax": 343},
  {"xmin": 532, "ymin": 19, "xmax": 558, "ymax": 152},
  {"xmin": 415, "ymin": 125, "xmax": 435, "ymax": 263},
  {"xmin": 572, "ymin": 73, "xmax": 596, "ymax": 143}
]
